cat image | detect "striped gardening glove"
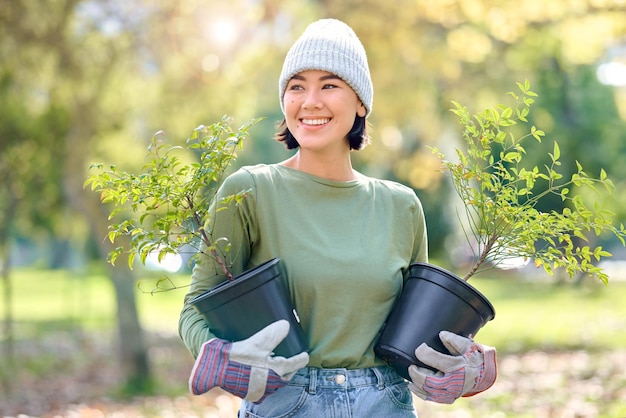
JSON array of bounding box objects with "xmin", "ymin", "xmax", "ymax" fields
[
  {"xmin": 408, "ymin": 331, "xmax": 497, "ymax": 404},
  {"xmin": 189, "ymin": 320, "xmax": 309, "ymax": 403}
]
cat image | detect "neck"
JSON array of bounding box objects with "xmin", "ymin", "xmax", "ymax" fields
[{"xmin": 280, "ymin": 150, "xmax": 358, "ymax": 181}]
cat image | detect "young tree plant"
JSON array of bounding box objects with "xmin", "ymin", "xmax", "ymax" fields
[
  {"xmin": 85, "ymin": 116, "xmax": 260, "ymax": 285},
  {"xmin": 433, "ymin": 81, "xmax": 626, "ymax": 284}
]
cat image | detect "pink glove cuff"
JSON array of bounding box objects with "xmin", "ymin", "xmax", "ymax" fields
[
  {"xmin": 463, "ymin": 344, "xmax": 497, "ymax": 397},
  {"xmin": 189, "ymin": 338, "xmax": 287, "ymax": 403},
  {"xmin": 190, "ymin": 339, "xmax": 251, "ymax": 398}
]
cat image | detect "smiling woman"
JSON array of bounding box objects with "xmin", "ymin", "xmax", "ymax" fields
[{"xmin": 178, "ymin": 18, "xmax": 496, "ymax": 417}]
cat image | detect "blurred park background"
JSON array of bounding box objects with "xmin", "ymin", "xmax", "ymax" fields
[{"xmin": 2, "ymin": 0, "xmax": 626, "ymax": 417}]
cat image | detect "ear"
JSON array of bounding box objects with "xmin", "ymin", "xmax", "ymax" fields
[{"xmin": 357, "ymin": 103, "xmax": 367, "ymax": 118}]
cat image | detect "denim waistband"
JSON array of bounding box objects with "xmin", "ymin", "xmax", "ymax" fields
[{"xmin": 289, "ymin": 366, "xmax": 405, "ymax": 393}]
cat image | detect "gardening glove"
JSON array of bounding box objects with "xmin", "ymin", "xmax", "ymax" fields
[
  {"xmin": 408, "ymin": 331, "xmax": 497, "ymax": 404},
  {"xmin": 189, "ymin": 319, "xmax": 309, "ymax": 403}
]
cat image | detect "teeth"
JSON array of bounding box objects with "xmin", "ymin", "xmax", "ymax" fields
[{"xmin": 302, "ymin": 118, "xmax": 330, "ymax": 126}]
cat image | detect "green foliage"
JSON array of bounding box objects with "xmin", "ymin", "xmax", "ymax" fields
[
  {"xmin": 85, "ymin": 116, "xmax": 260, "ymax": 280},
  {"xmin": 433, "ymin": 81, "xmax": 626, "ymax": 283}
]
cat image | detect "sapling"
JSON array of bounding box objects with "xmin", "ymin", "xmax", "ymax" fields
[
  {"xmin": 433, "ymin": 80, "xmax": 626, "ymax": 284},
  {"xmin": 85, "ymin": 116, "xmax": 260, "ymax": 287}
]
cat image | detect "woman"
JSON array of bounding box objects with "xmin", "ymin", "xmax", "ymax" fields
[{"xmin": 179, "ymin": 18, "xmax": 496, "ymax": 417}]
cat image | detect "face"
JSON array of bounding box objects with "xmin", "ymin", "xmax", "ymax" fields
[{"xmin": 283, "ymin": 70, "xmax": 366, "ymax": 152}]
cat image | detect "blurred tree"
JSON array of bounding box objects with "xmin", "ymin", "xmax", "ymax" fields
[
  {"xmin": 0, "ymin": 0, "xmax": 153, "ymax": 392},
  {"xmin": 0, "ymin": 19, "xmax": 68, "ymax": 395}
]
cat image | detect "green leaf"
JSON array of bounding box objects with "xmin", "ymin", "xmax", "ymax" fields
[
  {"xmin": 552, "ymin": 141, "xmax": 560, "ymax": 161},
  {"xmin": 531, "ymin": 126, "xmax": 545, "ymax": 141},
  {"xmin": 502, "ymin": 152, "xmax": 520, "ymax": 162}
]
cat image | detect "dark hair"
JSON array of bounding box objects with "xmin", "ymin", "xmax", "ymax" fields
[{"xmin": 274, "ymin": 115, "xmax": 370, "ymax": 150}]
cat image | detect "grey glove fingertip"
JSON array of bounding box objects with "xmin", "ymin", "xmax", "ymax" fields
[
  {"xmin": 272, "ymin": 319, "xmax": 291, "ymax": 337},
  {"xmin": 414, "ymin": 342, "xmax": 461, "ymax": 372},
  {"xmin": 295, "ymin": 351, "xmax": 310, "ymax": 365},
  {"xmin": 414, "ymin": 342, "xmax": 437, "ymax": 359},
  {"xmin": 439, "ymin": 330, "xmax": 472, "ymax": 355},
  {"xmin": 409, "ymin": 363, "xmax": 441, "ymax": 378},
  {"xmin": 263, "ymin": 319, "xmax": 291, "ymax": 343},
  {"xmin": 269, "ymin": 351, "xmax": 309, "ymax": 380},
  {"xmin": 285, "ymin": 351, "xmax": 310, "ymax": 377}
]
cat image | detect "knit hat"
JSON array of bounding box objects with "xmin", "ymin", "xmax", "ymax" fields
[{"xmin": 278, "ymin": 19, "xmax": 373, "ymax": 117}]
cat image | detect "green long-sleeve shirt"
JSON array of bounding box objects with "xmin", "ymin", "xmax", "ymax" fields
[{"xmin": 178, "ymin": 163, "xmax": 428, "ymax": 369}]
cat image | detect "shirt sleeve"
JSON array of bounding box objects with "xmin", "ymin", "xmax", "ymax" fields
[
  {"xmin": 178, "ymin": 168, "xmax": 257, "ymax": 358},
  {"xmin": 411, "ymin": 192, "xmax": 429, "ymax": 264}
]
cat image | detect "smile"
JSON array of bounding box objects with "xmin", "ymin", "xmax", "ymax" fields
[{"xmin": 301, "ymin": 118, "xmax": 330, "ymax": 126}]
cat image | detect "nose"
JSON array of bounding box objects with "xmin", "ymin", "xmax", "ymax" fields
[{"xmin": 302, "ymin": 89, "xmax": 323, "ymax": 110}]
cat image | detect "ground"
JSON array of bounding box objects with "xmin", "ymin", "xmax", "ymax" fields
[{"xmin": 1, "ymin": 330, "xmax": 625, "ymax": 418}]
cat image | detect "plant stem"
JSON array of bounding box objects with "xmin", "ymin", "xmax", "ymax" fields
[
  {"xmin": 463, "ymin": 232, "xmax": 498, "ymax": 281},
  {"xmin": 189, "ymin": 200, "xmax": 233, "ymax": 281}
]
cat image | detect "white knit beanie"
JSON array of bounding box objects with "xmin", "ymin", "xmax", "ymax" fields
[{"xmin": 278, "ymin": 19, "xmax": 373, "ymax": 117}]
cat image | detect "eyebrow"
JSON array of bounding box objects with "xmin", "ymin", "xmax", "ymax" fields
[{"xmin": 290, "ymin": 73, "xmax": 342, "ymax": 82}]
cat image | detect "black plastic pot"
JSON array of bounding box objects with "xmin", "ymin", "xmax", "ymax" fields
[
  {"xmin": 374, "ymin": 262, "xmax": 495, "ymax": 380},
  {"xmin": 190, "ymin": 257, "xmax": 308, "ymax": 358}
]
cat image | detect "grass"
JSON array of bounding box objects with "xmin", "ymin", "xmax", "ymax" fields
[
  {"xmin": 7, "ymin": 266, "xmax": 190, "ymax": 336},
  {"xmin": 10, "ymin": 268, "xmax": 117, "ymax": 335},
  {"xmin": 7, "ymin": 264, "xmax": 626, "ymax": 353},
  {"xmin": 469, "ymin": 271, "xmax": 626, "ymax": 353}
]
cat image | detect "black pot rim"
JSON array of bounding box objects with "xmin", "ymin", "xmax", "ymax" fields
[
  {"xmin": 409, "ymin": 262, "xmax": 496, "ymax": 322},
  {"xmin": 189, "ymin": 257, "xmax": 282, "ymax": 311}
]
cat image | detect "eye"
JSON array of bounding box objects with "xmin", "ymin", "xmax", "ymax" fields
[
  {"xmin": 322, "ymin": 83, "xmax": 338, "ymax": 90},
  {"xmin": 288, "ymin": 83, "xmax": 304, "ymax": 91}
]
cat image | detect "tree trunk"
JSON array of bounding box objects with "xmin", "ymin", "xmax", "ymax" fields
[
  {"xmin": 63, "ymin": 101, "xmax": 152, "ymax": 392},
  {"xmin": 108, "ymin": 261, "xmax": 153, "ymax": 392}
]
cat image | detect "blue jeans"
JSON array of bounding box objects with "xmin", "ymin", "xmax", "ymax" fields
[{"xmin": 238, "ymin": 366, "xmax": 416, "ymax": 417}]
